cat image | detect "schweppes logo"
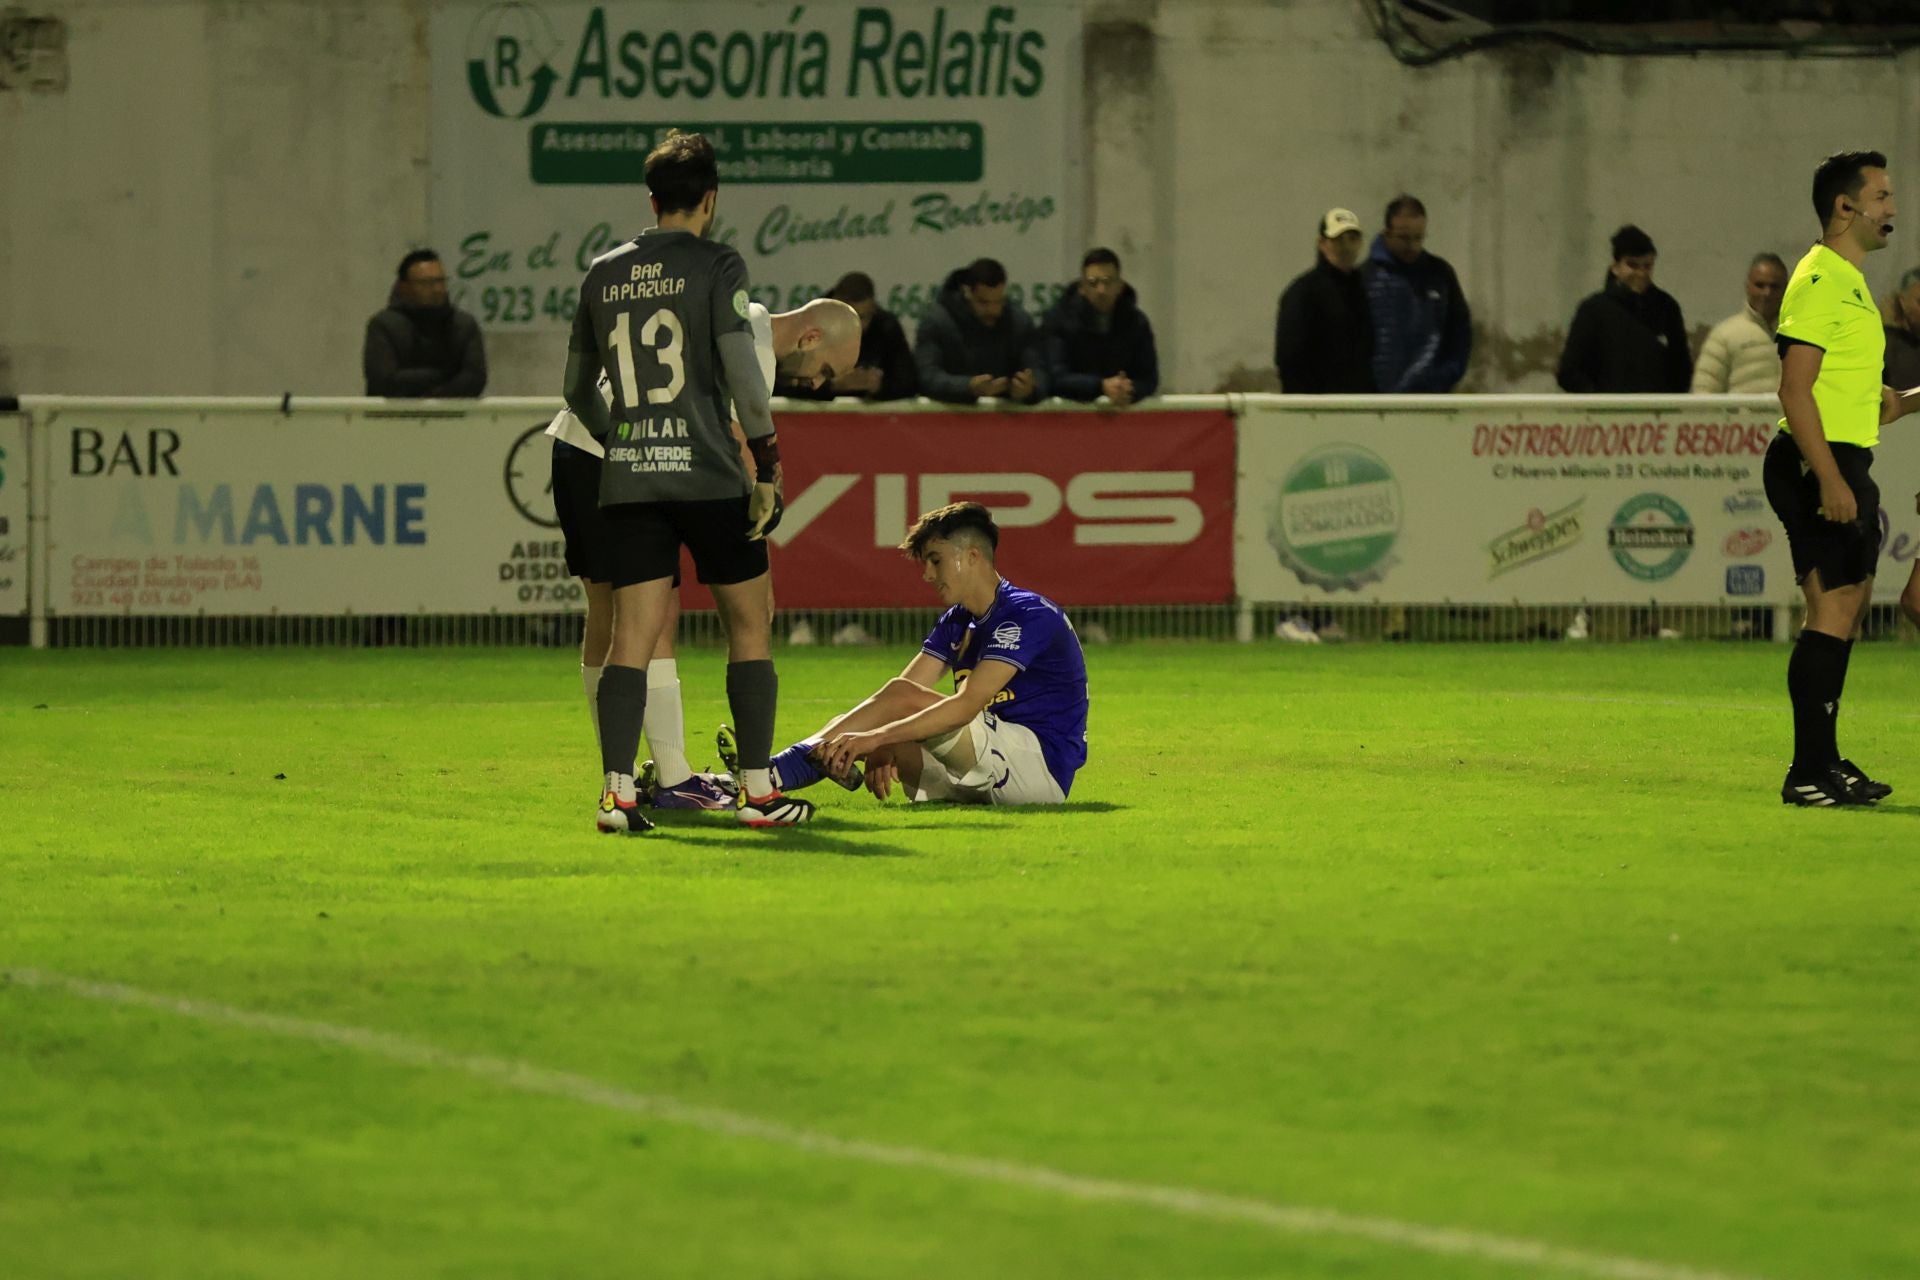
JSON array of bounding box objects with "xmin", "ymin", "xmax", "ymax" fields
[{"xmin": 1487, "ymin": 499, "xmax": 1584, "ymax": 579}]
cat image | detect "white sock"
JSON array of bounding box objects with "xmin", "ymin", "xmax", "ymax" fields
[
  {"xmin": 744, "ymin": 767, "xmax": 774, "ymax": 799},
  {"xmin": 644, "ymin": 658, "xmax": 693, "ymax": 787},
  {"xmin": 582, "ymin": 664, "xmax": 603, "ymax": 758}
]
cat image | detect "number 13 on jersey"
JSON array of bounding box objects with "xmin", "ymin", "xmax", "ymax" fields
[{"xmin": 607, "ymin": 309, "xmax": 686, "ymax": 408}]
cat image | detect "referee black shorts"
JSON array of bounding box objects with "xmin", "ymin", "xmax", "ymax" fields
[
  {"xmin": 551, "ymin": 439, "xmax": 612, "ymax": 583},
  {"xmin": 603, "ymin": 496, "xmax": 769, "ymax": 590},
  {"xmin": 1763, "ymin": 431, "xmax": 1881, "ymax": 590}
]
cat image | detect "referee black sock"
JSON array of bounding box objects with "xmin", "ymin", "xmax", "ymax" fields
[
  {"xmin": 725, "ymin": 659, "xmax": 778, "ymax": 771},
  {"xmin": 596, "ymin": 664, "xmax": 648, "ymax": 778},
  {"xmin": 1786, "ymin": 629, "xmax": 1848, "ymax": 772}
]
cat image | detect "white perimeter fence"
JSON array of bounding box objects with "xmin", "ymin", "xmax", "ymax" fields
[{"xmin": 3, "ymin": 393, "xmax": 1914, "ymax": 648}]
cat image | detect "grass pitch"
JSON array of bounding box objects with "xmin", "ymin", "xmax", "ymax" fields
[{"xmin": 2, "ymin": 641, "xmax": 1917, "ymax": 1280}]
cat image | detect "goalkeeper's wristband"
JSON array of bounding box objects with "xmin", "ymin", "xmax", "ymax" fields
[{"xmin": 746, "ymin": 433, "xmax": 781, "ymax": 484}]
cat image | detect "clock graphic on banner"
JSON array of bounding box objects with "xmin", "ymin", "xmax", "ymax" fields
[{"xmin": 504, "ymin": 424, "xmax": 561, "ymax": 529}]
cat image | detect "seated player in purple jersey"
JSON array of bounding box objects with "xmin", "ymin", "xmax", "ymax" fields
[{"xmin": 748, "ymin": 501, "xmax": 1089, "ymax": 806}]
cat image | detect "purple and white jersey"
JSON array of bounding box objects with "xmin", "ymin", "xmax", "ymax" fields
[{"xmin": 920, "ymin": 579, "xmax": 1089, "ymax": 795}]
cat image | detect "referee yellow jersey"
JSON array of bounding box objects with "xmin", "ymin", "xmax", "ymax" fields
[{"xmin": 1775, "ymin": 243, "xmax": 1885, "ymax": 447}]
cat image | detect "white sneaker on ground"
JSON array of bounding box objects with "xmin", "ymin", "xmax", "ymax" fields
[
  {"xmin": 831, "ymin": 620, "xmax": 876, "ymax": 646},
  {"xmin": 1274, "ymin": 615, "xmax": 1321, "ymax": 644}
]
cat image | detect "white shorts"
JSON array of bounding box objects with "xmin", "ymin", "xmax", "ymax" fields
[{"xmin": 911, "ymin": 710, "xmax": 1066, "ymax": 806}]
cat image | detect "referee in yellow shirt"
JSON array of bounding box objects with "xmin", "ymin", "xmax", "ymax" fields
[{"xmin": 1767, "ymin": 149, "xmax": 1920, "ymax": 806}]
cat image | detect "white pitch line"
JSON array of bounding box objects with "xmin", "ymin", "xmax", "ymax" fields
[{"xmin": 3, "ymin": 967, "xmax": 1767, "ymax": 1280}]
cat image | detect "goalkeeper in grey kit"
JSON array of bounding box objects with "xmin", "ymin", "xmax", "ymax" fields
[{"xmin": 561, "ymin": 129, "xmax": 809, "ymax": 833}]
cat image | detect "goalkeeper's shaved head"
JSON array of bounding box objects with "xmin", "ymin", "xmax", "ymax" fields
[{"xmin": 901, "ymin": 501, "xmax": 999, "ymax": 562}]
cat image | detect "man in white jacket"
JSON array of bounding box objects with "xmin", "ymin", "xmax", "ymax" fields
[{"xmin": 1691, "ymin": 252, "xmax": 1788, "ymax": 394}]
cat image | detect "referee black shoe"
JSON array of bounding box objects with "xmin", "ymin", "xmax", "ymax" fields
[
  {"xmin": 1780, "ymin": 766, "xmax": 1872, "ymax": 808},
  {"xmin": 1838, "ymin": 758, "xmax": 1893, "ymax": 802}
]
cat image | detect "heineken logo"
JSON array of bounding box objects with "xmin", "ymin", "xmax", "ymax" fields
[
  {"xmin": 1268, "ymin": 444, "xmax": 1402, "ymax": 592},
  {"xmin": 467, "ymin": 2, "xmax": 562, "ymax": 119},
  {"xmin": 1607, "ymin": 492, "xmax": 1694, "ymax": 582},
  {"xmin": 1488, "ymin": 499, "xmax": 1584, "ymax": 579}
]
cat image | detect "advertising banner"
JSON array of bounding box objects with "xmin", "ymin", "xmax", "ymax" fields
[
  {"xmin": 750, "ymin": 409, "xmax": 1237, "ymax": 608},
  {"xmin": 1236, "ymin": 401, "xmax": 1920, "ymax": 604},
  {"xmin": 431, "ymin": 2, "xmax": 1082, "ymax": 333},
  {"xmin": 0, "ymin": 415, "xmax": 25, "ymax": 615},
  {"xmin": 43, "ymin": 408, "xmax": 574, "ymax": 616}
]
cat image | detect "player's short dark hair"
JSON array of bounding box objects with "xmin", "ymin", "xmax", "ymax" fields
[
  {"xmin": 645, "ymin": 129, "xmax": 719, "ymax": 214},
  {"xmin": 1610, "ymin": 224, "xmax": 1656, "ymax": 261},
  {"xmin": 396, "ymin": 249, "xmax": 441, "ymax": 281},
  {"xmin": 963, "ymin": 258, "xmax": 1007, "ymax": 289},
  {"xmin": 900, "ymin": 501, "xmax": 1000, "ymax": 561},
  {"xmin": 1811, "ymin": 150, "xmax": 1887, "ymax": 227},
  {"xmin": 1749, "ymin": 251, "xmax": 1787, "ymax": 274},
  {"xmin": 828, "ymin": 271, "xmax": 876, "ymax": 304},
  {"xmin": 1081, "ymin": 247, "xmax": 1120, "ymax": 272},
  {"xmin": 1383, "ymin": 194, "xmax": 1426, "ymax": 225}
]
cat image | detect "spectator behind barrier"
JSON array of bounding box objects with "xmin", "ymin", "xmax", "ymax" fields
[
  {"xmin": 1692, "ymin": 252, "xmax": 1787, "ymax": 395},
  {"xmin": 1556, "ymin": 224, "xmax": 1691, "ymax": 393},
  {"xmin": 1879, "ymin": 265, "xmax": 1920, "ymax": 391},
  {"xmin": 780, "ymin": 271, "xmax": 918, "ymax": 401},
  {"xmin": 363, "ymin": 249, "xmax": 487, "ymax": 398},
  {"xmin": 1275, "ymin": 208, "xmax": 1375, "ymax": 393},
  {"xmin": 914, "ymin": 257, "xmax": 1047, "ymax": 405},
  {"xmin": 1041, "ymin": 248, "xmax": 1159, "ymax": 406},
  {"xmin": 1362, "ymin": 194, "xmax": 1472, "ymax": 393}
]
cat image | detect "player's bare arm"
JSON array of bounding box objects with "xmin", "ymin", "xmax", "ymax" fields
[
  {"xmin": 1881, "ymin": 382, "xmax": 1920, "ymax": 424},
  {"xmin": 818, "ymin": 658, "xmax": 1016, "ymax": 776},
  {"xmin": 1779, "ymin": 342, "xmax": 1855, "ymax": 523}
]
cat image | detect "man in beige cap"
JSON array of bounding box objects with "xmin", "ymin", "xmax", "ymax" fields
[{"xmin": 1275, "ymin": 207, "xmax": 1376, "ymax": 393}]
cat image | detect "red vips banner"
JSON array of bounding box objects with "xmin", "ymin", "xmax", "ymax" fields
[{"xmin": 689, "ymin": 409, "xmax": 1236, "ymax": 609}]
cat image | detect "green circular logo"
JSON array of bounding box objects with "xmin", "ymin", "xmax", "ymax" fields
[
  {"xmin": 733, "ymin": 290, "xmax": 752, "ymax": 319},
  {"xmin": 466, "ymin": 3, "xmax": 560, "ymax": 120},
  {"xmin": 1607, "ymin": 492, "xmax": 1694, "ymax": 581},
  {"xmin": 1268, "ymin": 445, "xmax": 1402, "ymax": 591}
]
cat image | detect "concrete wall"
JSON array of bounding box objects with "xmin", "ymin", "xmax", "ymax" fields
[{"xmin": 5, "ymin": 0, "xmax": 1919, "ymax": 397}]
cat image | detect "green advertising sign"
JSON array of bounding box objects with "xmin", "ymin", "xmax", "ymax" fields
[{"xmin": 434, "ymin": 2, "xmax": 1079, "ymax": 331}]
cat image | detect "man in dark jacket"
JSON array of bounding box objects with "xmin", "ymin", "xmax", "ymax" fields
[
  {"xmin": 1556, "ymin": 225, "xmax": 1692, "ymax": 393},
  {"xmin": 1275, "ymin": 209, "xmax": 1375, "ymax": 393},
  {"xmin": 781, "ymin": 271, "xmax": 917, "ymax": 401},
  {"xmin": 363, "ymin": 249, "xmax": 487, "ymax": 397},
  {"xmin": 1042, "ymin": 247, "xmax": 1159, "ymax": 405},
  {"xmin": 914, "ymin": 258, "xmax": 1048, "ymax": 404},
  {"xmin": 1363, "ymin": 195, "xmax": 1472, "ymax": 392}
]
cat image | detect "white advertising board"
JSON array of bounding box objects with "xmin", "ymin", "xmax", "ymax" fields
[
  {"xmin": 43, "ymin": 407, "xmax": 573, "ymax": 616},
  {"xmin": 1236, "ymin": 401, "xmax": 1920, "ymax": 605},
  {"xmin": 431, "ymin": 2, "xmax": 1082, "ymax": 331},
  {"xmin": 0, "ymin": 414, "xmax": 26, "ymax": 615}
]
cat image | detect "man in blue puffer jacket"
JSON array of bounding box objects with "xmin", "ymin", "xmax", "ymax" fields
[{"xmin": 1362, "ymin": 195, "xmax": 1473, "ymax": 393}]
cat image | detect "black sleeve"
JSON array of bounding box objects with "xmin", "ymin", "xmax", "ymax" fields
[
  {"xmin": 1433, "ymin": 268, "xmax": 1472, "ymax": 391},
  {"xmin": 430, "ymin": 313, "xmax": 488, "ymax": 397},
  {"xmin": 914, "ymin": 312, "xmax": 976, "ymax": 403},
  {"xmin": 1131, "ymin": 314, "xmax": 1160, "ymax": 399},
  {"xmin": 1016, "ymin": 312, "xmax": 1049, "ymax": 403},
  {"xmin": 1556, "ymin": 299, "xmax": 1598, "ymax": 393},
  {"xmin": 1275, "ymin": 283, "xmax": 1315, "ymax": 392},
  {"xmin": 562, "ymin": 295, "xmax": 610, "ymax": 437},
  {"xmin": 1043, "ymin": 312, "xmax": 1102, "ymax": 402},
  {"xmin": 1665, "ymin": 301, "xmax": 1693, "ymax": 392},
  {"xmin": 875, "ymin": 313, "xmax": 919, "ymax": 400},
  {"xmin": 363, "ymin": 315, "xmax": 435, "ymax": 397}
]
